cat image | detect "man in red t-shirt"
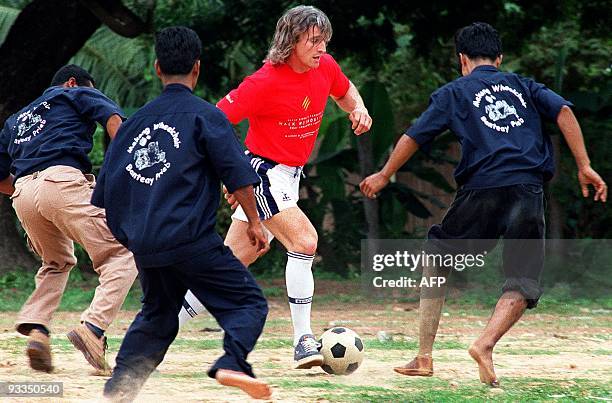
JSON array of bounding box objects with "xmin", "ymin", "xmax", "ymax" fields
[{"xmin": 178, "ymin": 5, "xmax": 372, "ymax": 370}]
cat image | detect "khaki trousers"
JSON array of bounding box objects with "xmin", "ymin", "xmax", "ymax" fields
[{"xmin": 11, "ymin": 165, "xmax": 137, "ymax": 333}]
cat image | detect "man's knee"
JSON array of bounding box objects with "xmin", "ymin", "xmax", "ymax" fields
[
  {"xmin": 38, "ymin": 255, "xmax": 77, "ymax": 275},
  {"xmin": 292, "ymin": 231, "xmax": 318, "ymax": 255},
  {"xmin": 501, "ymin": 278, "xmax": 541, "ymax": 309}
]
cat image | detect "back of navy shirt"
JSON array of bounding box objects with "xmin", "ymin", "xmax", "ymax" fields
[
  {"xmin": 91, "ymin": 84, "xmax": 260, "ymax": 268},
  {"xmin": 0, "ymin": 86, "xmax": 123, "ymax": 181},
  {"xmin": 407, "ymin": 65, "xmax": 572, "ymax": 189}
]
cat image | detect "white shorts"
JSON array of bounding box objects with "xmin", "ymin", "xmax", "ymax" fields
[{"xmin": 232, "ymin": 152, "xmax": 303, "ymax": 240}]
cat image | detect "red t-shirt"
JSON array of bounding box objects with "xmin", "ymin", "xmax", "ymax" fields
[{"xmin": 217, "ymin": 54, "xmax": 350, "ymax": 166}]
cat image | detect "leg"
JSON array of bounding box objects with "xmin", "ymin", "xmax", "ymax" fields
[
  {"xmin": 104, "ymin": 265, "xmax": 186, "ymax": 401},
  {"xmin": 468, "ymin": 184, "xmax": 545, "ymax": 386},
  {"xmin": 41, "ymin": 172, "xmax": 138, "ymax": 332},
  {"xmin": 469, "ymin": 291, "xmax": 527, "ymax": 386},
  {"xmin": 36, "ymin": 169, "xmax": 137, "ymax": 370},
  {"xmin": 12, "ymin": 179, "xmax": 77, "ymax": 333},
  {"xmin": 394, "ymin": 264, "xmax": 451, "ymax": 376},
  {"xmin": 396, "ymin": 187, "xmax": 502, "ymax": 378},
  {"xmin": 175, "ymin": 246, "xmax": 271, "ymax": 399},
  {"xmin": 264, "ymin": 207, "xmax": 322, "ymax": 368},
  {"xmin": 11, "ymin": 178, "xmax": 77, "ymax": 373},
  {"xmin": 225, "ymin": 218, "xmax": 270, "ymax": 266},
  {"xmin": 178, "ymin": 218, "xmax": 270, "ymax": 326}
]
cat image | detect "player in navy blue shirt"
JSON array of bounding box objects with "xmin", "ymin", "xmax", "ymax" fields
[
  {"xmin": 0, "ymin": 65, "xmax": 137, "ymax": 374},
  {"xmin": 0, "ymin": 68, "xmax": 123, "ymax": 187},
  {"xmin": 97, "ymin": 27, "xmax": 272, "ymax": 401},
  {"xmin": 361, "ymin": 23, "xmax": 607, "ymax": 386}
]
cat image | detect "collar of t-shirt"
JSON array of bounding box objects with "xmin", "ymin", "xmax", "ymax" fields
[
  {"xmin": 470, "ymin": 65, "xmax": 499, "ymax": 75},
  {"xmin": 162, "ymin": 83, "xmax": 193, "ymax": 94}
]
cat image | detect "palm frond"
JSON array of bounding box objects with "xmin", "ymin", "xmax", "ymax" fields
[
  {"xmin": 0, "ymin": 4, "xmax": 20, "ymax": 45},
  {"xmin": 70, "ymin": 26, "xmax": 160, "ymax": 108}
]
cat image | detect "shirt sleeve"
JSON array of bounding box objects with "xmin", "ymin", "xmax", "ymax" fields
[
  {"xmin": 325, "ymin": 54, "xmax": 350, "ymax": 98},
  {"xmin": 0, "ymin": 120, "xmax": 13, "ymax": 181},
  {"xmin": 71, "ymin": 88, "xmax": 126, "ymax": 127},
  {"xmin": 405, "ymin": 88, "xmax": 451, "ymax": 153},
  {"xmin": 216, "ymin": 76, "xmax": 261, "ymax": 124},
  {"xmin": 525, "ymin": 78, "xmax": 573, "ymax": 121},
  {"xmin": 90, "ymin": 140, "xmax": 115, "ymax": 209},
  {"xmin": 90, "ymin": 164, "xmax": 106, "ymax": 208},
  {"xmin": 198, "ymin": 109, "xmax": 260, "ymax": 193}
]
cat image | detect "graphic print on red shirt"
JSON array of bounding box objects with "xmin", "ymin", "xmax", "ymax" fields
[{"xmin": 217, "ymin": 53, "xmax": 350, "ymax": 166}]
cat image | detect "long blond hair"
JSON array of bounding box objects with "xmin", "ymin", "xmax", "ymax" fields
[{"xmin": 265, "ymin": 5, "xmax": 332, "ymax": 65}]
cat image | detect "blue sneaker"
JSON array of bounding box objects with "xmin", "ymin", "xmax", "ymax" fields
[{"xmin": 294, "ymin": 334, "xmax": 324, "ymax": 369}]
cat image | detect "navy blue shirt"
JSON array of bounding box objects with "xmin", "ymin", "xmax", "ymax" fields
[
  {"xmin": 91, "ymin": 84, "xmax": 260, "ymax": 268},
  {"xmin": 407, "ymin": 65, "xmax": 572, "ymax": 189},
  {"xmin": 0, "ymin": 86, "xmax": 123, "ymax": 181}
]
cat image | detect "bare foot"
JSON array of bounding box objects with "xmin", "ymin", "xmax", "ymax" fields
[
  {"xmin": 393, "ymin": 355, "xmax": 433, "ymax": 376},
  {"xmin": 215, "ymin": 369, "xmax": 272, "ymax": 400},
  {"xmin": 468, "ymin": 342, "xmax": 499, "ymax": 387}
]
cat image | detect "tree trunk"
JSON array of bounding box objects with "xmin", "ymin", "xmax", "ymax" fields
[
  {"xmin": 0, "ymin": 1, "xmax": 152, "ymax": 274},
  {"xmin": 0, "ymin": 0, "xmax": 102, "ymax": 273},
  {"xmin": 0, "ymin": 198, "xmax": 38, "ymax": 271},
  {"xmin": 546, "ymin": 134, "xmax": 564, "ymax": 257},
  {"xmin": 356, "ymin": 135, "xmax": 380, "ymax": 240}
]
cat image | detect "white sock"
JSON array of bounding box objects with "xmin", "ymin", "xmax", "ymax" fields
[
  {"xmin": 285, "ymin": 251, "xmax": 315, "ymax": 345},
  {"xmin": 178, "ymin": 290, "xmax": 207, "ymax": 327}
]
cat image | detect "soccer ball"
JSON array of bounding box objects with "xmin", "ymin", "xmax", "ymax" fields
[{"xmin": 319, "ymin": 327, "xmax": 364, "ymax": 375}]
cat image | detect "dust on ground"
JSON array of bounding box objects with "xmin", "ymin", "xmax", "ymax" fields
[{"xmin": 0, "ymin": 292, "xmax": 610, "ymax": 402}]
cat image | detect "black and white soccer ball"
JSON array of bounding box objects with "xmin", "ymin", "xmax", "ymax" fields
[{"xmin": 319, "ymin": 327, "xmax": 364, "ymax": 375}]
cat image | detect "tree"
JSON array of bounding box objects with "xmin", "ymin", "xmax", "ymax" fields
[{"xmin": 0, "ymin": 0, "xmax": 146, "ymax": 273}]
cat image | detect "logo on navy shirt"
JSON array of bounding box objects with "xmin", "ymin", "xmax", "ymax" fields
[
  {"xmin": 12, "ymin": 101, "xmax": 51, "ymax": 144},
  {"xmin": 125, "ymin": 121, "xmax": 180, "ymax": 186},
  {"xmin": 473, "ymin": 84, "xmax": 526, "ymax": 134}
]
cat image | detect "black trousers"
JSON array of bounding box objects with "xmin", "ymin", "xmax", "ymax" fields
[{"xmin": 104, "ymin": 245, "xmax": 268, "ymax": 398}]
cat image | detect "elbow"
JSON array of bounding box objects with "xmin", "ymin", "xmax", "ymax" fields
[{"xmin": 557, "ymin": 105, "xmax": 573, "ymax": 121}]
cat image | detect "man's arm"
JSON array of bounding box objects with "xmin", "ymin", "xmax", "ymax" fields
[
  {"xmin": 331, "ymin": 81, "xmax": 372, "ymax": 135},
  {"xmin": 0, "ymin": 174, "xmax": 15, "ymax": 195},
  {"xmin": 360, "ymin": 135, "xmax": 420, "ymax": 198},
  {"xmin": 106, "ymin": 114, "xmax": 123, "ymax": 139},
  {"xmin": 232, "ymin": 185, "xmax": 269, "ymax": 255},
  {"xmin": 557, "ymin": 105, "xmax": 607, "ymax": 202}
]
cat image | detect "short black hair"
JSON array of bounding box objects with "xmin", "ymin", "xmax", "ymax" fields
[
  {"xmin": 155, "ymin": 26, "xmax": 202, "ymax": 75},
  {"xmin": 51, "ymin": 64, "xmax": 95, "ymax": 86},
  {"xmin": 454, "ymin": 22, "xmax": 502, "ymax": 61}
]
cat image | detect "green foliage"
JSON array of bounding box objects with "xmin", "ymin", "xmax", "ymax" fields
[
  {"xmin": 70, "ymin": 27, "xmax": 160, "ymax": 108},
  {"xmin": 3, "ymin": 0, "xmax": 607, "ymax": 279},
  {"xmin": 0, "ymin": 4, "xmax": 18, "ymax": 44},
  {"xmin": 0, "ymin": 269, "xmax": 142, "ymax": 311},
  {"xmin": 511, "ymin": 21, "xmax": 612, "ymax": 237}
]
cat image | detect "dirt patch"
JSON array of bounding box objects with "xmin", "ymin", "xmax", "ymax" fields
[{"xmin": 0, "ymin": 304, "xmax": 610, "ymax": 402}]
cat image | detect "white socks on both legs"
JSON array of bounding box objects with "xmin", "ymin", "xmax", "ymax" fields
[
  {"xmin": 286, "ymin": 251, "xmax": 315, "ymax": 346},
  {"xmin": 178, "ymin": 289, "xmax": 206, "ymax": 327}
]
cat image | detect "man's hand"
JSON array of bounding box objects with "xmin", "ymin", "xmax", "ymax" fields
[
  {"xmin": 360, "ymin": 172, "xmax": 390, "ymax": 199},
  {"xmin": 578, "ymin": 166, "xmax": 607, "ymax": 202},
  {"xmin": 231, "ymin": 184, "xmax": 270, "ymax": 256},
  {"xmin": 247, "ymin": 221, "xmax": 270, "ymax": 256},
  {"xmin": 223, "ymin": 186, "xmax": 240, "ymax": 209},
  {"xmin": 349, "ymin": 107, "xmax": 372, "ymax": 135}
]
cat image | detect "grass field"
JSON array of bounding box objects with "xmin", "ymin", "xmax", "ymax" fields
[{"xmin": 0, "ymin": 278, "xmax": 610, "ymax": 402}]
